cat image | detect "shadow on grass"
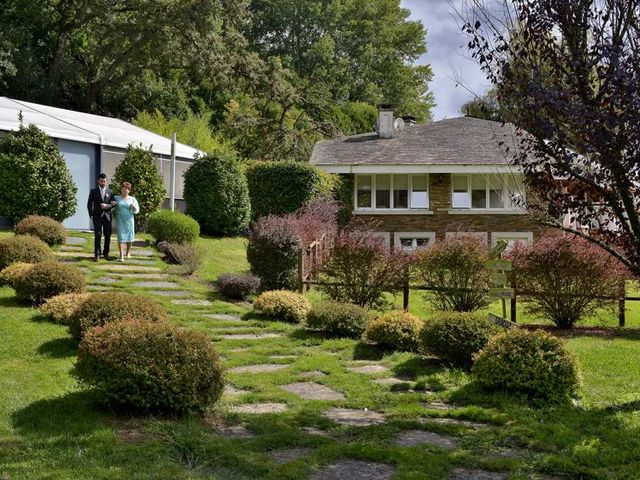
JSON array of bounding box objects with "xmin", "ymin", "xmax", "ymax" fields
[
  {"xmin": 352, "ymin": 342, "xmax": 384, "ymax": 361},
  {"xmin": 0, "ymin": 294, "xmax": 25, "ymax": 308},
  {"xmin": 37, "ymin": 337, "xmax": 77, "ymax": 358},
  {"xmin": 522, "ymin": 324, "xmax": 640, "ymax": 340}
]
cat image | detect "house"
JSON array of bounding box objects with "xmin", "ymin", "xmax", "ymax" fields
[
  {"xmin": 0, "ymin": 97, "xmax": 200, "ymax": 230},
  {"xmin": 310, "ymin": 106, "xmax": 546, "ymax": 250}
]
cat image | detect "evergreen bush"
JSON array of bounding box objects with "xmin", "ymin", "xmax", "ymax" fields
[
  {"xmin": 0, "ymin": 235, "xmax": 54, "ymax": 270},
  {"xmin": 253, "ymin": 290, "xmax": 311, "ymax": 323},
  {"xmin": 15, "ymin": 215, "xmax": 66, "ymax": 246},
  {"xmin": 306, "ymin": 301, "xmax": 371, "ymax": 338},
  {"xmin": 40, "ymin": 292, "xmax": 92, "ymax": 324},
  {"xmin": 363, "ymin": 311, "xmax": 423, "ymax": 352},
  {"xmin": 14, "ymin": 262, "xmax": 85, "ymax": 304},
  {"xmin": 148, "ymin": 210, "xmax": 200, "ymax": 244}
]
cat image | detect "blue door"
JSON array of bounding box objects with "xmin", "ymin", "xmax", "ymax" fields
[{"xmin": 57, "ymin": 139, "xmax": 96, "ymax": 230}]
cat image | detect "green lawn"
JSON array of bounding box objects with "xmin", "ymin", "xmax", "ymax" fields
[{"xmin": 1, "ymin": 233, "xmax": 640, "ymax": 479}]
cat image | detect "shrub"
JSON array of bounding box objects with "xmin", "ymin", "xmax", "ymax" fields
[
  {"xmin": 183, "ymin": 151, "xmax": 250, "ymax": 235},
  {"xmin": 0, "ymin": 235, "xmax": 55, "ymax": 270},
  {"xmin": 247, "ymin": 215, "xmax": 301, "ymax": 291},
  {"xmin": 413, "ymin": 236, "xmax": 490, "ymax": 312},
  {"xmin": 421, "ymin": 311, "xmax": 502, "ymax": 367},
  {"xmin": 14, "ymin": 262, "xmax": 85, "ymax": 304},
  {"xmin": 306, "ymin": 301, "xmax": 372, "ymax": 338},
  {"xmin": 508, "ymin": 234, "xmax": 627, "ymax": 328},
  {"xmin": 76, "ymin": 320, "xmax": 225, "ymax": 414},
  {"xmin": 70, "ymin": 292, "xmax": 169, "ymax": 340},
  {"xmin": 0, "ymin": 262, "xmax": 34, "ymax": 288},
  {"xmin": 111, "ymin": 145, "xmax": 166, "ymax": 231},
  {"xmin": 15, "ymin": 215, "xmax": 66, "ymax": 246},
  {"xmin": 0, "ymin": 123, "xmax": 77, "ymax": 221},
  {"xmin": 472, "ymin": 329, "xmax": 581, "ymax": 401},
  {"xmin": 217, "ymin": 273, "xmax": 260, "ymax": 300},
  {"xmin": 40, "ymin": 292, "xmax": 92, "ymax": 324},
  {"xmin": 363, "ymin": 311, "xmax": 424, "ymax": 352},
  {"xmin": 148, "ymin": 210, "xmax": 200, "ymax": 244},
  {"xmin": 253, "ymin": 290, "xmax": 311, "ymax": 323},
  {"xmin": 245, "ymin": 160, "xmax": 336, "ymax": 219},
  {"xmin": 319, "ymin": 226, "xmax": 411, "ymax": 308},
  {"xmin": 157, "ymin": 241, "xmax": 203, "ymax": 276}
]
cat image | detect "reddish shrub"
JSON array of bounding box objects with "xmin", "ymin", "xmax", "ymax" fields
[
  {"xmin": 319, "ymin": 226, "xmax": 411, "ymax": 308},
  {"xmin": 413, "ymin": 236, "xmax": 490, "ymax": 312},
  {"xmin": 508, "ymin": 233, "xmax": 628, "ymax": 328},
  {"xmin": 217, "ymin": 273, "xmax": 260, "ymax": 300}
]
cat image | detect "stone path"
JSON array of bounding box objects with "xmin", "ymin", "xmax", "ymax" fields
[
  {"xmin": 270, "ymin": 447, "xmax": 312, "ymax": 464},
  {"xmin": 228, "ymin": 364, "xmax": 288, "ymax": 374},
  {"xmin": 224, "ymin": 385, "xmax": 249, "ymax": 396},
  {"xmin": 347, "ymin": 365, "xmax": 389, "ymax": 374},
  {"xmin": 419, "ymin": 417, "xmax": 490, "ymax": 429},
  {"xmin": 65, "ymin": 236, "xmax": 86, "ymax": 245},
  {"xmin": 219, "ymin": 333, "xmax": 282, "ymax": 340},
  {"xmin": 280, "ymin": 382, "xmax": 345, "ymax": 401},
  {"xmin": 422, "ymin": 401, "xmax": 459, "ymax": 411},
  {"xmin": 172, "ymin": 299, "xmax": 212, "ymax": 306},
  {"xmin": 202, "ymin": 313, "xmax": 243, "ymax": 321},
  {"xmin": 150, "ymin": 290, "xmax": 192, "ymax": 297},
  {"xmin": 394, "ymin": 430, "xmax": 458, "ymax": 449},
  {"xmin": 229, "ymin": 403, "xmax": 288, "ymax": 414},
  {"xmin": 323, "ymin": 408, "xmax": 385, "ymax": 426},
  {"xmin": 131, "ymin": 280, "xmax": 181, "ymax": 289},
  {"xmin": 97, "ymin": 265, "xmax": 162, "ymax": 272},
  {"xmin": 309, "ymin": 460, "xmax": 395, "ymax": 480},
  {"xmin": 218, "ymin": 425, "xmax": 255, "ymax": 439}
]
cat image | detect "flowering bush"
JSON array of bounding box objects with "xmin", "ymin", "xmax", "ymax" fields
[
  {"xmin": 508, "ymin": 234, "xmax": 627, "ymax": 328},
  {"xmin": 306, "ymin": 301, "xmax": 371, "ymax": 338},
  {"xmin": 363, "ymin": 311, "xmax": 423, "ymax": 352},
  {"xmin": 253, "ymin": 290, "xmax": 311, "ymax": 323},
  {"xmin": 413, "ymin": 236, "xmax": 490, "ymax": 312},
  {"xmin": 319, "ymin": 226, "xmax": 410, "ymax": 308}
]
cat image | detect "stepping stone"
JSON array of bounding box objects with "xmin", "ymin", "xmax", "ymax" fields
[
  {"xmin": 129, "ymin": 249, "xmax": 154, "ymax": 257},
  {"xmin": 57, "ymin": 251, "xmax": 94, "ymax": 258},
  {"xmin": 125, "ymin": 259, "xmax": 156, "ymax": 265},
  {"xmin": 229, "ymin": 403, "xmax": 288, "ymax": 414},
  {"xmin": 131, "ymin": 281, "xmax": 180, "ymax": 289},
  {"xmin": 419, "ymin": 417, "xmax": 489, "ymax": 429},
  {"xmin": 58, "ymin": 258, "xmax": 79, "ymax": 263},
  {"xmin": 97, "ymin": 265, "xmax": 161, "ymax": 272},
  {"xmin": 270, "ymin": 355, "xmax": 297, "ymax": 360},
  {"xmin": 87, "ymin": 285, "xmax": 112, "ymax": 291},
  {"xmin": 218, "ymin": 425, "xmax": 255, "ymax": 439},
  {"xmin": 270, "ymin": 447, "xmax": 313, "ymax": 464},
  {"xmin": 281, "ymin": 382, "xmax": 345, "ymax": 401},
  {"xmin": 228, "ymin": 364, "xmax": 288, "ymax": 374},
  {"xmin": 394, "ymin": 430, "xmax": 458, "ymax": 449},
  {"xmin": 94, "ymin": 276, "xmax": 118, "ymax": 284},
  {"xmin": 60, "ymin": 245, "xmax": 84, "ymax": 251},
  {"xmin": 347, "ymin": 365, "xmax": 389, "ymax": 374},
  {"xmin": 112, "ymin": 273, "xmax": 169, "ymax": 279},
  {"xmin": 150, "ymin": 290, "xmax": 191, "ymax": 297},
  {"xmin": 323, "ymin": 408, "xmax": 385, "ymax": 427},
  {"xmin": 228, "ymin": 348, "xmax": 249, "ymax": 353},
  {"xmin": 219, "ymin": 333, "xmax": 282, "ymax": 340},
  {"xmin": 65, "ymin": 237, "xmax": 86, "ymax": 245},
  {"xmin": 224, "ymin": 385, "xmax": 249, "ymax": 396},
  {"xmin": 172, "ymin": 299, "xmax": 212, "ymax": 306},
  {"xmin": 374, "ymin": 378, "xmax": 412, "ymax": 386},
  {"xmin": 309, "ymin": 460, "xmax": 395, "ymax": 480},
  {"xmin": 301, "ymin": 427, "xmax": 330, "ymax": 437},
  {"xmin": 448, "ymin": 469, "xmax": 508, "ymax": 480},
  {"xmin": 202, "ymin": 313, "xmax": 242, "ymax": 321},
  {"xmin": 299, "ymin": 371, "xmax": 327, "ymax": 379},
  {"xmin": 422, "ymin": 402, "xmax": 459, "ymax": 411}
]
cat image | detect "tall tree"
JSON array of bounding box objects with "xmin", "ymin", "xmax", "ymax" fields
[{"xmin": 463, "ymin": 0, "xmax": 640, "ymax": 272}]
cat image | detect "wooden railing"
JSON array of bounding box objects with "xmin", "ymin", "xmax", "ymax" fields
[{"xmin": 298, "ymin": 233, "xmax": 333, "ymax": 293}]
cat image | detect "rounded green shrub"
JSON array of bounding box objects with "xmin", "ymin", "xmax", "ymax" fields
[
  {"xmin": 0, "ymin": 123, "xmax": 77, "ymax": 222},
  {"xmin": 184, "ymin": 152, "xmax": 250, "ymax": 235},
  {"xmin": 15, "ymin": 215, "xmax": 66, "ymax": 246},
  {"xmin": 421, "ymin": 311, "xmax": 502, "ymax": 367},
  {"xmin": 76, "ymin": 320, "xmax": 225, "ymax": 414},
  {"xmin": 253, "ymin": 290, "xmax": 311, "ymax": 323},
  {"xmin": 40, "ymin": 292, "xmax": 92, "ymax": 324},
  {"xmin": 472, "ymin": 329, "xmax": 581, "ymax": 401},
  {"xmin": 70, "ymin": 291, "xmax": 169, "ymax": 340},
  {"xmin": 14, "ymin": 262, "xmax": 85, "ymax": 304},
  {"xmin": 0, "ymin": 235, "xmax": 55, "ymax": 270},
  {"xmin": 245, "ymin": 160, "xmax": 336, "ymax": 219},
  {"xmin": 306, "ymin": 301, "xmax": 371, "ymax": 338},
  {"xmin": 363, "ymin": 311, "xmax": 423, "ymax": 352},
  {"xmin": 0, "ymin": 262, "xmax": 34, "ymax": 288},
  {"xmin": 148, "ymin": 210, "xmax": 200, "ymax": 244}
]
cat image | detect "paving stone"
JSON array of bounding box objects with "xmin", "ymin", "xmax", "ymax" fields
[
  {"xmin": 419, "ymin": 417, "xmax": 490, "ymax": 429},
  {"xmin": 301, "ymin": 427, "xmax": 330, "ymax": 437},
  {"xmin": 299, "ymin": 371, "xmax": 327, "ymax": 379},
  {"xmin": 87, "ymin": 285, "xmax": 112, "ymax": 291},
  {"xmin": 281, "ymin": 382, "xmax": 345, "ymax": 401},
  {"xmin": 374, "ymin": 377, "xmax": 412, "ymax": 386},
  {"xmin": 111, "ymin": 273, "xmax": 169, "ymax": 279},
  {"xmin": 65, "ymin": 236, "xmax": 86, "ymax": 245},
  {"xmin": 224, "ymin": 385, "xmax": 249, "ymax": 396},
  {"xmin": 347, "ymin": 365, "xmax": 389, "ymax": 374},
  {"xmin": 309, "ymin": 460, "xmax": 395, "ymax": 480},
  {"xmin": 218, "ymin": 425, "xmax": 255, "ymax": 439},
  {"xmin": 125, "ymin": 259, "xmax": 156, "ymax": 265},
  {"xmin": 59, "ymin": 245, "xmax": 84, "ymax": 251},
  {"xmin": 448, "ymin": 468, "xmax": 508, "ymax": 480},
  {"xmin": 228, "ymin": 348, "xmax": 249, "ymax": 353},
  {"xmin": 219, "ymin": 333, "xmax": 282, "ymax": 340},
  {"xmin": 202, "ymin": 313, "xmax": 243, "ymax": 321},
  {"xmin": 149, "ymin": 290, "xmax": 191, "ymax": 297},
  {"xmin": 228, "ymin": 364, "xmax": 288, "ymax": 374},
  {"xmin": 57, "ymin": 251, "xmax": 94, "ymax": 258},
  {"xmin": 97, "ymin": 264, "xmax": 162, "ymax": 272},
  {"xmin": 229, "ymin": 403, "xmax": 288, "ymax": 414},
  {"xmin": 131, "ymin": 280, "xmax": 180, "ymax": 289},
  {"xmin": 394, "ymin": 430, "xmax": 458, "ymax": 449},
  {"xmin": 270, "ymin": 355, "xmax": 297, "ymax": 360},
  {"xmin": 323, "ymin": 408, "xmax": 385, "ymax": 427},
  {"xmin": 270, "ymin": 447, "xmax": 313, "ymax": 464},
  {"xmin": 94, "ymin": 276, "xmax": 118, "ymax": 284},
  {"xmin": 422, "ymin": 402, "xmax": 459, "ymax": 411},
  {"xmin": 172, "ymin": 299, "xmax": 212, "ymax": 306},
  {"xmin": 129, "ymin": 249, "xmax": 154, "ymax": 257}
]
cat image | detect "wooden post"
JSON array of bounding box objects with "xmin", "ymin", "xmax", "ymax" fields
[
  {"xmin": 297, "ymin": 251, "xmax": 305, "ymax": 293},
  {"xmin": 402, "ymin": 274, "xmax": 410, "ymax": 311},
  {"xmin": 619, "ymin": 279, "xmax": 626, "ymax": 327},
  {"xmin": 510, "ymin": 296, "xmax": 517, "ymax": 323}
]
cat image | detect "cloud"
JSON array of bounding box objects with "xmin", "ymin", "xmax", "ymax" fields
[{"xmin": 401, "ymin": 0, "xmax": 494, "ymax": 119}]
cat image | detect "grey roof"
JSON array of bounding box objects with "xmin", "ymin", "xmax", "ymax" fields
[{"xmin": 310, "ymin": 116, "xmax": 522, "ymax": 166}]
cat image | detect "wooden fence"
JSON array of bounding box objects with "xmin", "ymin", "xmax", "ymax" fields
[{"xmin": 297, "ymin": 233, "xmax": 333, "ymax": 293}]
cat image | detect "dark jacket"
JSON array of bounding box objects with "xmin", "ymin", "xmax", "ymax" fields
[{"xmin": 87, "ymin": 187, "xmax": 114, "ymax": 220}]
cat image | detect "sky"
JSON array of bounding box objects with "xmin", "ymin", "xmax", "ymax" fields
[{"xmin": 401, "ymin": 0, "xmax": 493, "ymax": 120}]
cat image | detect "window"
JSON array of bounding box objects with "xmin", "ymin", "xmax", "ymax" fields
[
  {"xmin": 394, "ymin": 232, "xmax": 435, "ymax": 251},
  {"xmin": 355, "ymin": 174, "xmax": 429, "ymax": 211},
  {"xmin": 451, "ymin": 173, "xmax": 525, "ymax": 210}
]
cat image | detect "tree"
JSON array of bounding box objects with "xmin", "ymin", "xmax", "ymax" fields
[
  {"xmin": 112, "ymin": 145, "xmax": 166, "ymax": 231},
  {"xmin": 462, "ymin": 0, "xmax": 640, "ymax": 273},
  {"xmin": 0, "ymin": 122, "xmax": 77, "ymax": 222},
  {"xmin": 460, "ymin": 88, "xmax": 506, "ymax": 122}
]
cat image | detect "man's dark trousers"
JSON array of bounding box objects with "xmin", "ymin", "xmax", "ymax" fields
[{"xmin": 93, "ymin": 215, "xmax": 111, "ymax": 258}]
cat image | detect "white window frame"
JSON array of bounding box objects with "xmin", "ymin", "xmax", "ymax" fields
[
  {"xmin": 394, "ymin": 232, "xmax": 436, "ymax": 251},
  {"xmin": 354, "ymin": 174, "xmax": 430, "ymax": 213},
  {"xmin": 450, "ymin": 173, "xmax": 526, "ymax": 213},
  {"xmin": 491, "ymin": 232, "xmax": 533, "ymax": 248}
]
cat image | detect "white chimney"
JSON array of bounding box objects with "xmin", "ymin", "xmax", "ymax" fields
[{"xmin": 377, "ymin": 105, "xmax": 394, "ymax": 139}]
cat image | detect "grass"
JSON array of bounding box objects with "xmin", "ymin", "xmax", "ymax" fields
[{"xmin": 1, "ymin": 232, "xmax": 640, "ymax": 479}]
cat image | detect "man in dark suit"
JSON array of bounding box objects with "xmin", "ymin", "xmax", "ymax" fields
[{"xmin": 87, "ymin": 173, "xmax": 114, "ymax": 261}]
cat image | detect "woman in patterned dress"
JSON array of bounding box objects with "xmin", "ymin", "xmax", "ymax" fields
[{"xmin": 112, "ymin": 182, "xmax": 140, "ymax": 262}]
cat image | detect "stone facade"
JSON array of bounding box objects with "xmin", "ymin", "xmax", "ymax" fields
[{"xmin": 346, "ymin": 173, "xmax": 547, "ymax": 247}]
